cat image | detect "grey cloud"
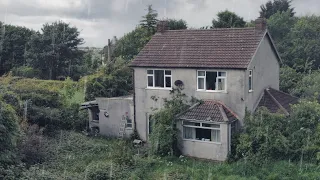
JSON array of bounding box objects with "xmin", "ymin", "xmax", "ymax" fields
[{"xmin": 0, "ymin": 0, "xmax": 319, "ymax": 47}]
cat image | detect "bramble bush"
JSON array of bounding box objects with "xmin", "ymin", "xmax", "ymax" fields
[
  {"xmin": 149, "ymin": 87, "xmax": 194, "ymax": 156},
  {"xmin": 235, "ymin": 100, "xmax": 320, "ymax": 163}
]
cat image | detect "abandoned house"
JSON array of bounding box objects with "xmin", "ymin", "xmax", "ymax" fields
[{"xmin": 82, "ymin": 18, "xmax": 298, "ymax": 161}]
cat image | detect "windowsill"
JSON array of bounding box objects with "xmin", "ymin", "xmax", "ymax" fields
[
  {"xmin": 125, "ymin": 127, "xmax": 133, "ymax": 130},
  {"xmin": 196, "ymin": 90, "xmax": 227, "ymax": 93},
  {"xmin": 146, "ymin": 87, "xmax": 172, "ymax": 90},
  {"xmin": 183, "ymin": 139, "xmax": 221, "ymax": 145},
  {"xmin": 249, "ymin": 90, "xmax": 254, "ymax": 93}
]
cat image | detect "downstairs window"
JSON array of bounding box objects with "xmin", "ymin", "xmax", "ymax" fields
[{"xmin": 182, "ymin": 121, "xmax": 221, "ymax": 143}]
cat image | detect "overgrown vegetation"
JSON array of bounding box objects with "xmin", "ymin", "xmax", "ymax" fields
[{"xmin": 149, "ymin": 88, "xmax": 193, "ymax": 156}]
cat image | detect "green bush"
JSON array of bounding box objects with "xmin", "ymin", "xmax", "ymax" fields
[
  {"xmin": 235, "ymin": 101, "xmax": 320, "ymax": 163},
  {"xmin": 11, "ymin": 66, "xmax": 41, "ymax": 79},
  {"xmin": 0, "ymin": 101, "xmax": 20, "ymax": 165},
  {"xmin": 149, "ymin": 88, "xmax": 190, "ymax": 156},
  {"xmin": 111, "ymin": 140, "xmax": 134, "ymax": 166},
  {"xmin": 86, "ymin": 162, "xmax": 111, "ymax": 180},
  {"xmin": 18, "ymin": 125, "xmax": 53, "ymax": 165}
]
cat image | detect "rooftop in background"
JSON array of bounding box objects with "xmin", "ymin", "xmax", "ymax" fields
[
  {"xmin": 178, "ymin": 100, "xmax": 238, "ymax": 122},
  {"xmin": 257, "ymin": 88, "xmax": 299, "ymax": 115}
]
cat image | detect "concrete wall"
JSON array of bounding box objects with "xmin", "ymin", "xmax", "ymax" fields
[
  {"xmin": 134, "ymin": 67, "xmax": 246, "ymax": 141},
  {"xmin": 245, "ymin": 35, "xmax": 280, "ymax": 112},
  {"xmin": 95, "ymin": 97, "xmax": 134, "ymax": 138},
  {"xmin": 176, "ymin": 120, "xmax": 230, "ymax": 161}
]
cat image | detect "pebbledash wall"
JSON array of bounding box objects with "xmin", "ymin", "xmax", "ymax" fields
[
  {"xmin": 95, "ymin": 97, "xmax": 134, "ymax": 138},
  {"xmin": 132, "ymin": 34, "xmax": 280, "ymax": 161}
]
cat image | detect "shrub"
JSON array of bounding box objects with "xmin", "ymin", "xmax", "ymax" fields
[
  {"xmin": 235, "ymin": 101, "xmax": 320, "ymax": 163},
  {"xmin": 0, "ymin": 101, "xmax": 20, "ymax": 165},
  {"xmin": 18, "ymin": 125, "xmax": 53, "ymax": 165},
  {"xmin": 111, "ymin": 140, "xmax": 134, "ymax": 166},
  {"xmin": 86, "ymin": 162, "xmax": 111, "ymax": 180},
  {"xmin": 149, "ymin": 88, "xmax": 191, "ymax": 156},
  {"xmin": 11, "ymin": 66, "xmax": 41, "ymax": 79}
]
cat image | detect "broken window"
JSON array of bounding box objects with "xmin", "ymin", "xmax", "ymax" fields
[
  {"xmin": 249, "ymin": 70, "xmax": 253, "ymax": 92},
  {"xmin": 197, "ymin": 71, "xmax": 226, "ymax": 91},
  {"xmin": 182, "ymin": 121, "xmax": 221, "ymax": 143},
  {"xmin": 147, "ymin": 70, "xmax": 172, "ymax": 88}
]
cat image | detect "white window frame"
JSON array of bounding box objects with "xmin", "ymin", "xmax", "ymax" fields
[
  {"xmin": 249, "ymin": 70, "xmax": 253, "ymax": 92},
  {"xmin": 182, "ymin": 120, "xmax": 221, "ymax": 144},
  {"xmin": 147, "ymin": 69, "xmax": 172, "ymax": 90},
  {"xmin": 197, "ymin": 70, "xmax": 227, "ymax": 92},
  {"xmin": 125, "ymin": 117, "xmax": 133, "ymax": 129}
]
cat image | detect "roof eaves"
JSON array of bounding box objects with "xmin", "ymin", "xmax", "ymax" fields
[
  {"xmin": 246, "ymin": 30, "xmax": 267, "ymax": 69},
  {"xmin": 266, "ymin": 31, "xmax": 283, "ymax": 65},
  {"xmin": 218, "ymin": 105, "xmax": 229, "ymax": 122}
]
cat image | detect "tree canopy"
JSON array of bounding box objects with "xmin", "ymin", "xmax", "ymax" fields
[
  {"xmin": 260, "ymin": 0, "xmax": 295, "ymax": 19},
  {"xmin": 211, "ymin": 10, "xmax": 246, "ymax": 28},
  {"xmin": 26, "ymin": 21, "xmax": 84, "ymax": 80},
  {"xmin": 140, "ymin": 5, "xmax": 158, "ymax": 35}
]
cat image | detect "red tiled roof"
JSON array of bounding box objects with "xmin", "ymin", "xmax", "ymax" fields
[
  {"xmin": 130, "ymin": 28, "xmax": 266, "ymax": 69},
  {"xmin": 178, "ymin": 100, "xmax": 238, "ymax": 122},
  {"xmin": 257, "ymin": 88, "xmax": 299, "ymax": 115}
]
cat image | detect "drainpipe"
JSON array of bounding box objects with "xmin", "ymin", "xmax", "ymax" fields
[{"xmin": 107, "ymin": 39, "xmax": 111, "ymax": 62}]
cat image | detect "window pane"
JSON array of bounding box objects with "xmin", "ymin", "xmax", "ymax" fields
[
  {"xmin": 198, "ymin": 78, "xmax": 204, "ymax": 89},
  {"xmin": 165, "ymin": 77, "xmax": 171, "ymax": 88},
  {"xmin": 249, "ymin": 70, "xmax": 252, "ymax": 76},
  {"xmin": 165, "ymin": 70, "xmax": 171, "ymax": 75},
  {"xmin": 126, "ymin": 123, "xmax": 132, "ymax": 128},
  {"xmin": 148, "ymin": 76, "xmax": 153, "ymax": 87},
  {"xmin": 249, "ymin": 77, "xmax": 252, "ymax": 90},
  {"xmin": 206, "ymin": 71, "xmax": 217, "ymax": 90},
  {"xmin": 184, "ymin": 127, "xmax": 193, "ymax": 139},
  {"xmin": 198, "ymin": 71, "xmax": 205, "ymax": 76},
  {"xmin": 217, "ymin": 78, "xmax": 225, "ymax": 91},
  {"xmin": 212, "ymin": 130, "xmax": 220, "ymax": 142},
  {"xmin": 218, "ymin": 72, "xmax": 226, "ymax": 77},
  {"xmin": 196, "ymin": 128, "xmax": 211, "ymax": 141},
  {"xmin": 147, "ymin": 70, "xmax": 153, "ymax": 74},
  {"xmin": 154, "ymin": 70, "xmax": 164, "ymax": 87},
  {"xmin": 183, "ymin": 121, "xmax": 200, "ymax": 126}
]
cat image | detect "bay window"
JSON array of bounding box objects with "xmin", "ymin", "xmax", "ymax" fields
[
  {"xmin": 182, "ymin": 121, "xmax": 221, "ymax": 143},
  {"xmin": 147, "ymin": 70, "xmax": 172, "ymax": 89},
  {"xmin": 197, "ymin": 71, "xmax": 226, "ymax": 91}
]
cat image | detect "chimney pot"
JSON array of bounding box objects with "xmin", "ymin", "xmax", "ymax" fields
[
  {"xmin": 255, "ymin": 18, "xmax": 267, "ymax": 31},
  {"xmin": 156, "ymin": 20, "xmax": 169, "ymax": 33}
]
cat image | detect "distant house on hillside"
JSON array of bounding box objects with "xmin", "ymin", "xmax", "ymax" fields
[{"xmin": 82, "ymin": 18, "xmax": 298, "ymax": 161}]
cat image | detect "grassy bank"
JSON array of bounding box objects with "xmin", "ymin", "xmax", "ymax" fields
[{"xmin": 16, "ymin": 131, "xmax": 320, "ymax": 180}]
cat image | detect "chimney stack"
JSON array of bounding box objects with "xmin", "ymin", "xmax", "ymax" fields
[
  {"xmin": 255, "ymin": 18, "xmax": 267, "ymax": 31},
  {"xmin": 156, "ymin": 20, "xmax": 169, "ymax": 33}
]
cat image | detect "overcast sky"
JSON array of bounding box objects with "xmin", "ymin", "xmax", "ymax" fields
[{"xmin": 0, "ymin": 0, "xmax": 319, "ymax": 47}]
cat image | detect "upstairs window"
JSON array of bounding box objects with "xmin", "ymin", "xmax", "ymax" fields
[
  {"xmin": 249, "ymin": 70, "xmax": 253, "ymax": 92},
  {"xmin": 197, "ymin": 71, "xmax": 226, "ymax": 91},
  {"xmin": 147, "ymin": 70, "xmax": 172, "ymax": 89}
]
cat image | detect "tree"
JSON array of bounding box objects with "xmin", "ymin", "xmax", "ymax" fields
[
  {"xmin": 113, "ymin": 27, "xmax": 150, "ymax": 61},
  {"xmin": 140, "ymin": 5, "xmax": 158, "ymax": 35},
  {"xmin": 167, "ymin": 19, "xmax": 187, "ymax": 30},
  {"xmin": 0, "ymin": 100, "xmax": 20, "ymax": 165},
  {"xmin": 260, "ymin": 0, "xmax": 295, "ymax": 19},
  {"xmin": 211, "ymin": 10, "xmax": 246, "ymax": 28},
  {"xmin": 286, "ymin": 16, "xmax": 320, "ymax": 71},
  {"xmin": 0, "ymin": 23, "xmax": 34, "ymax": 75},
  {"xmin": 26, "ymin": 21, "xmax": 84, "ymax": 80}
]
